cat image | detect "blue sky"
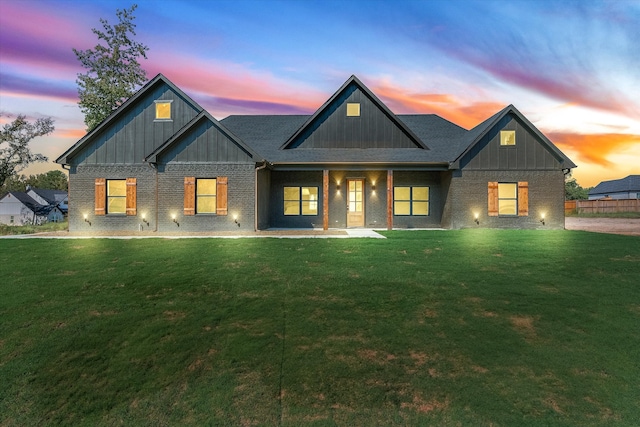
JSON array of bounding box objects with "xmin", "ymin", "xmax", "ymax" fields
[{"xmin": 1, "ymin": 0, "xmax": 639, "ymax": 186}]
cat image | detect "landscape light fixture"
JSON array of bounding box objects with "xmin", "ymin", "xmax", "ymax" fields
[
  {"xmin": 83, "ymin": 213, "xmax": 91, "ymax": 226},
  {"xmin": 172, "ymin": 214, "xmax": 179, "ymax": 227}
]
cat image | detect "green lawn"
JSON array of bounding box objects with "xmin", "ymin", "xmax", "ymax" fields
[{"xmin": 1, "ymin": 230, "xmax": 639, "ymax": 426}]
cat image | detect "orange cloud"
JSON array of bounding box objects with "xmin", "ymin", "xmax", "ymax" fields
[
  {"xmin": 545, "ymin": 132, "xmax": 640, "ymax": 167},
  {"xmin": 370, "ymin": 82, "xmax": 504, "ymax": 129}
]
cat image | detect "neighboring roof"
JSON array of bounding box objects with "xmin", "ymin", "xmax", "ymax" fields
[
  {"xmin": 145, "ymin": 110, "xmax": 262, "ymax": 163},
  {"xmin": 451, "ymin": 105, "xmax": 577, "ymax": 169},
  {"xmin": 589, "ymin": 175, "xmax": 640, "ymax": 195},
  {"xmin": 281, "ymin": 75, "xmax": 427, "ymax": 151},
  {"xmin": 56, "ymin": 73, "xmax": 205, "ymax": 165},
  {"xmin": 27, "ymin": 188, "xmax": 67, "ymax": 204},
  {"xmin": 0, "ymin": 191, "xmax": 52, "ymax": 215}
]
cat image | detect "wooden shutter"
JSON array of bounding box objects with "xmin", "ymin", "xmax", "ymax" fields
[
  {"xmin": 488, "ymin": 182, "xmax": 498, "ymax": 217},
  {"xmin": 518, "ymin": 182, "xmax": 529, "ymax": 216},
  {"xmin": 184, "ymin": 177, "xmax": 195, "ymax": 215},
  {"xmin": 95, "ymin": 178, "xmax": 106, "ymax": 216},
  {"xmin": 126, "ymin": 178, "xmax": 137, "ymax": 216},
  {"xmin": 217, "ymin": 176, "xmax": 228, "ymax": 216}
]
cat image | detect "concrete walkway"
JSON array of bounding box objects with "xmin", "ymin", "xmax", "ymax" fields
[{"xmin": 0, "ymin": 228, "xmax": 387, "ymax": 239}]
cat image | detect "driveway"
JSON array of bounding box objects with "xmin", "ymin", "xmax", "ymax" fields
[{"xmin": 565, "ymin": 217, "xmax": 640, "ymax": 236}]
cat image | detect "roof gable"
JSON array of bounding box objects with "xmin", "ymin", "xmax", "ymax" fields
[
  {"xmin": 145, "ymin": 111, "xmax": 261, "ymax": 164},
  {"xmin": 452, "ymin": 105, "xmax": 577, "ymax": 170},
  {"xmin": 281, "ymin": 76, "xmax": 427, "ymax": 150},
  {"xmin": 56, "ymin": 74, "xmax": 203, "ymax": 166}
]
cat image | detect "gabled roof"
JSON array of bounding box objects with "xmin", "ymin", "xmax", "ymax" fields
[
  {"xmin": 56, "ymin": 74, "xmax": 204, "ymax": 165},
  {"xmin": 280, "ymin": 75, "xmax": 428, "ymax": 150},
  {"xmin": 27, "ymin": 188, "xmax": 67, "ymax": 204},
  {"xmin": 144, "ymin": 110, "xmax": 262, "ymax": 163},
  {"xmin": 1, "ymin": 191, "xmax": 42, "ymax": 212},
  {"xmin": 589, "ymin": 175, "xmax": 640, "ymax": 195},
  {"xmin": 451, "ymin": 104, "xmax": 577, "ymax": 169}
]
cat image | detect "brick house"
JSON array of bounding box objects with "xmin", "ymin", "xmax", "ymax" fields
[{"xmin": 56, "ymin": 74, "xmax": 576, "ymax": 232}]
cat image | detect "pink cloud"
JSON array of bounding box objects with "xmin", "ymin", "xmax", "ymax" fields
[{"xmin": 546, "ymin": 132, "xmax": 640, "ymax": 168}]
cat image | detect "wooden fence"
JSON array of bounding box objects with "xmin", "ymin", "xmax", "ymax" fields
[{"xmin": 565, "ymin": 199, "xmax": 640, "ymax": 214}]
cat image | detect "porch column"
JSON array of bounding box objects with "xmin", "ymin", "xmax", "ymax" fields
[
  {"xmin": 323, "ymin": 170, "xmax": 329, "ymax": 230},
  {"xmin": 387, "ymin": 170, "xmax": 393, "ymax": 230}
]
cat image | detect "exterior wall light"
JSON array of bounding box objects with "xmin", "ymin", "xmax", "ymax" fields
[
  {"xmin": 141, "ymin": 213, "xmax": 149, "ymax": 226},
  {"xmin": 172, "ymin": 214, "xmax": 179, "ymax": 227},
  {"xmin": 371, "ymin": 184, "xmax": 376, "ymax": 192},
  {"xmin": 540, "ymin": 213, "xmax": 545, "ymax": 225},
  {"xmin": 474, "ymin": 213, "xmax": 480, "ymax": 225},
  {"xmin": 233, "ymin": 214, "xmax": 240, "ymax": 227},
  {"xmin": 83, "ymin": 213, "xmax": 91, "ymax": 226}
]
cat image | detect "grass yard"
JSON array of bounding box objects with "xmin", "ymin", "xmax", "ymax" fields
[
  {"xmin": 1, "ymin": 230, "xmax": 639, "ymax": 426},
  {"xmin": 0, "ymin": 220, "xmax": 68, "ymax": 236}
]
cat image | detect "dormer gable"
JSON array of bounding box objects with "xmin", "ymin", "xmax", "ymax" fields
[
  {"xmin": 452, "ymin": 105, "xmax": 576, "ymax": 170},
  {"xmin": 281, "ymin": 75, "xmax": 428, "ymax": 150}
]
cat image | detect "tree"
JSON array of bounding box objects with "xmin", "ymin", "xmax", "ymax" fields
[
  {"xmin": 73, "ymin": 4, "xmax": 149, "ymax": 131},
  {"xmin": 25, "ymin": 170, "xmax": 68, "ymax": 191},
  {"xmin": 0, "ymin": 114, "xmax": 54, "ymax": 189},
  {"xmin": 565, "ymin": 174, "xmax": 590, "ymax": 200}
]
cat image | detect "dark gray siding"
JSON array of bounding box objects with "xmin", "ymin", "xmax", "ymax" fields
[
  {"xmin": 157, "ymin": 164, "xmax": 255, "ymax": 232},
  {"xmin": 158, "ymin": 120, "xmax": 254, "ymax": 163},
  {"xmin": 270, "ymin": 171, "xmax": 323, "ymax": 228},
  {"xmin": 460, "ymin": 114, "xmax": 562, "ymax": 171},
  {"xmin": 328, "ymin": 170, "xmax": 387, "ymax": 228},
  {"xmin": 69, "ymin": 165, "xmax": 156, "ymax": 232},
  {"xmin": 288, "ymin": 85, "xmax": 419, "ymax": 149},
  {"xmin": 392, "ymin": 171, "xmax": 443, "ymax": 228},
  {"xmin": 447, "ymin": 170, "xmax": 565, "ymax": 229},
  {"xmin": 71, "ymin": 82, "xmax": 200, "ymax": 166}
]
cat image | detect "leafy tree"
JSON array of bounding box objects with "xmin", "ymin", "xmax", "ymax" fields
[
  {"xmin": 565, "ymin": 174, "xmax": 590, "ymax": 200},
  {"xmin": 25, "ymin": 170, "xmax": 68, "ymax": 191},
  {"xmin": 0, "ymin": 114, "xmax": 54, "ymax": 189},
  {"xmin": 73, "ymin": 4, "xmax": 149, "ymax": 131}
]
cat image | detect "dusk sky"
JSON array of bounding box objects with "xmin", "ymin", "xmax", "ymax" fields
[{"xmin": 1, "ymin": 0, "xmax": 639, "ymax": 187}]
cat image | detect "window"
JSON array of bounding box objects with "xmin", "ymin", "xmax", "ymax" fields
[
  {"xmin": 500, "ymin": 130, "xmax": 516, "ymax": 146},
  {"xmin": 95, "ymin": 178, "xmax": 136, "ymax": 216},
  {"xmin": 346, "ymin": 103, "xmax": 360, "ymax": 117},
  {"xmin": 155, "ymin": 100, "xmax": 172, "ymax": 120},
  {"xmin": 107, "ymin": 180, "xmax": 126, "ymax": 214},
  {"xmin": 284, "ymin": 187, "xmax": 318, "ymax": 215},
  {"xmin": 488, "ymin": 181, "xmax": 528, "ymax": 217},
  {"xmin": 498, "ymin": 183, "xmax": 517, "ymax": 215},
  {"xmin": 196, "ymin": 179, "xmax": 216, "ymax": 214},
  {"xmin": 10, "ymin": 215, "xmax": 14, "ymax": 224},
  {"xmin": 394, "ymin": 186, "xmax": 429, "ymax": 216},
  {"xmin": 183, "ymin": 176, "xmax": 227, "ymax": 216}
]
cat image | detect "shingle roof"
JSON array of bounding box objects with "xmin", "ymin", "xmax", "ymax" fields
[
  {"xmin": 28, "ymin": 188, "xmax": 67, "ymax": 204},
  {"xmin": 590, "ymin": 175, "xmax": 640, "ymax": 196},
  {"xmin": 221, "ymin": 114, "xmax": 466, "ymax": 165},
  {"xmin": 2, "ymin": 191, "xmax": 42, "ymax": 212}
]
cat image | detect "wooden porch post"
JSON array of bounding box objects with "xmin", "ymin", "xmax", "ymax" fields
[
  {"xmin": 323, "ymin": 170, "xmax": 329, "ymax": 230},
  {"xmin": 387, "ymin": 170, "xmax": 393, "ymax": 230}
]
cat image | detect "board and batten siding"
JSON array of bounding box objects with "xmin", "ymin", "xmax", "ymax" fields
[
  {"xmin": 70, "ymin": 82, "xmax": 200, "ymax": 166},
  {"xmin": 460, "ymin": 114, "xmax": 562, "ymax": 171},
  {"xmin": 157, "ymin": 119, "xmax": 254, "ymax": 164},
  {"xmin": 288, "ymin": 85, "xmax": 419, "ymax": 149}
]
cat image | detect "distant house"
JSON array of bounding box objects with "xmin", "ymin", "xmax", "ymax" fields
[
  {"xmin": 589, "ymin": 175, "xmax": 640, "ymax": 200},
  {"xmin": 56, "ymin": 74, "xmax": 576, "ymax": 232},
  {"xmin": 0, "ymin": 189, "xmax": 67, "ymax": 225},
  {"xmin": 26, "ymin": 187, "xmax": 68, "ymax": 217}
]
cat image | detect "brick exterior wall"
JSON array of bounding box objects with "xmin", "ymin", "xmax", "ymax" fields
[
  {"xmin": 446, "ymin": 170, "xmax": 566, "ymax": 229},
  {"xmin": 69, "ymin": 165, "xmax": 156, "ymax": 232},
  {"xmin": 69, "ymin": 163, "xmax": 255, "ymax": 233},
  {"xmin": 157, "ymin": 163, "xmax": 255, "ymax": 232}
]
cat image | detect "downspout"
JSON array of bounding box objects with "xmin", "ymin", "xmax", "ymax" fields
[{"xmin": 254, "ymin": 161, "xmax": 269, "ymax": 231}]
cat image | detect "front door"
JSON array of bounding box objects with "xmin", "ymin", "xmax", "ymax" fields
[{"xmin": 347, "ymin": 179, "xmax": 365, "ymax": 227}]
